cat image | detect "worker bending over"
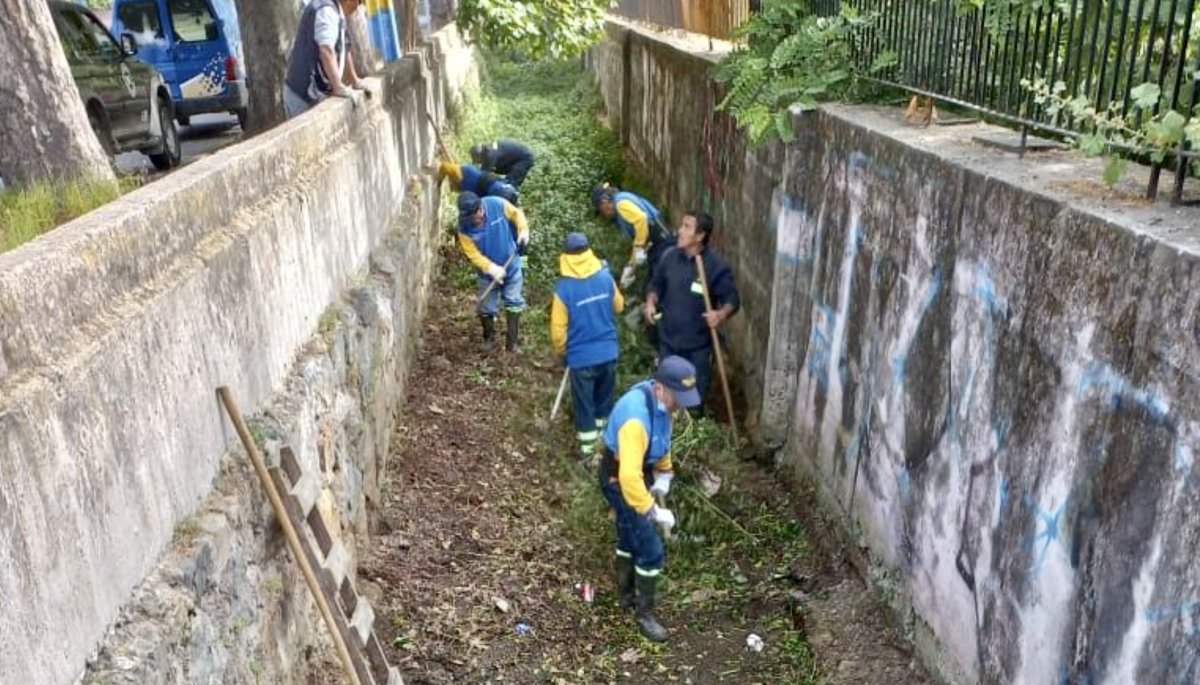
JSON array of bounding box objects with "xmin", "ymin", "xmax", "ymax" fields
[
  {"xmin": 591, "ymin": 184, "xmax": 670, "ymax": 290},
  {"xmin": 456, "ymin": 191, "xmax": 530, "ymax": 353},
  {"xmin": 471, "ymin": 139, "xmax": 536, "ymax": 188},
  {"xmin": 439, "ymin": 161, "xmax": 520, "ymax": 205},
  {"xmin": 550, "ymin": 233, "xmax": 625, "ymax": 461},
  {"xmin": 598, "ymin": 356, "xmax": 700, "ymax": 642}
]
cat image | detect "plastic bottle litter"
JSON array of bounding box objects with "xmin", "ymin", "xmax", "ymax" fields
[
  {"xmin": 746, "ymin": 633, "xmax": 765, "ymax": 653},
  {"xmin": 515, "ymin": 622, "xmax": 534, "ymax": 636},
  {"xmin": 574, "ymin": 581, "xmax": 595, "ymax": 604}
]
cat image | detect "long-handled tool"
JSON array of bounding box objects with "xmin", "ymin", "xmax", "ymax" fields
[
  {"xmin": 550, "ymin": 368, "xmax": 570, "ymax": 420},
  {"xmin": 425, "ymin": 112, "xmax": 455, "ymax": 164},
  {"xmin": 217, "ymin": 387, "xmax": 364, "ymax": 685},
  {"xmin": 694, "ymin": 254, "xmax": 739, "ymax": 446},
  {"xmin": 476, "ymin": 252, "xmax": 517, "ymax": 309}
]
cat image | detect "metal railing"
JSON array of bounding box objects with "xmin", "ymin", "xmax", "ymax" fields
[
  {"xmin": 809, "ymin": 0, "xmax": 1200, "ymax": 202},
  {"xmin": 612, "ymin": 0, "xmax": 753, "ymax": 40}
]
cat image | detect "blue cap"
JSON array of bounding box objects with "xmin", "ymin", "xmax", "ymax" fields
[
  {"xmin": 655, "ymin": 356, "xmax": 701, "ymax": 408},
  {"xmin": 458, "ymin": 191, "xmax": 481, "ymax": 221},
  {"xmin": 591, "ymin": 183, "xmax": 616, "ymax": 212},
  {"xmin": 564, "ymin": 232, "xmax": 589, "ymax": 254}
]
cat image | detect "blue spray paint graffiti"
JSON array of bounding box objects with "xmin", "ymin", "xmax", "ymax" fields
[
  {"xmin": 1077, "ymin": 363, "xmax": 1171, "ymax": 424},
  {"xmin": 1023, "ymin": 494, "xmax": 1069, "ymax": 574}
]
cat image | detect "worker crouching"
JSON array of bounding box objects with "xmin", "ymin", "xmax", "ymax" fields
[
  {"xmin": 456, "ymin": 192, "xmax": 530, "ymax": 353},
  {"xmin": 550, "ymin": 233, "xmax": 625, "ymax": 462},
  {"xmin": 598, "ymin": 357, "xmax": 700, "ymax": 642}
]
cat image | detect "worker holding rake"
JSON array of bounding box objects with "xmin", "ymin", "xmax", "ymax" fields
[
  {"xmin": 550, "ymin": 233, "xmax": 625, "ymax": 462},
  {"xmin": 598, "ymin": 356, "xmax": 700, "ymax": 642},
  {"xmin": 456, "ymin": 191, "xmax": 530, "ymax": 354}
]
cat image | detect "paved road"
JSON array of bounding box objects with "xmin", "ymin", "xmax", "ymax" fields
[{"xmin": 115, "ymin": 113, "xmax": 243, "ymax": 175}]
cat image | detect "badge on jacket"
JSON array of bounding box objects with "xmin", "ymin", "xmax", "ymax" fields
[{"xmin": 690, "ymin": 279, "xmax": 704, "ymax": 296}]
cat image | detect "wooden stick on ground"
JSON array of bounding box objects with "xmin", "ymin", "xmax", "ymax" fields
[
  {"xmin": 217, "ymin": 387, "xmax": 364, "ymax": 685},
  {"xmin": 550, "ymin": 368, "xmax": 570, "ymax": 420},
  {"xmin": 693, "ymin": 254, "xmax": 739, "ymax": 446}
]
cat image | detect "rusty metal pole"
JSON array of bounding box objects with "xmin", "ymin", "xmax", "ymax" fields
[{"xmin": 217, "ymin": 387, "xmax": 364, "ymax": 685}]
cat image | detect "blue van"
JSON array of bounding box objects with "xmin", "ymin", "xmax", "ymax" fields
[{"xmin": 110, "ymin": 0, "xmax": 248, "ymax": 129}]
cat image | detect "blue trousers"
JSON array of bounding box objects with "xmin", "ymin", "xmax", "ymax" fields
[
  {"xmin": 476, "ymin": 263, "xmax": 525, "ymax": 317},
  {"xmin": 569, "ymin": 361, "xmax": 617, "ymax": 456},
  {"xmin": 601, "ymin": 478, "xmax": 665, "ymax": 573}
]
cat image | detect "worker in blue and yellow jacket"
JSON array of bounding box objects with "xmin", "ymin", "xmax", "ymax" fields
[
  {"xmin": 550, "ymin": 233, "xmax": 625, "ymax": 460},
  {"xmin": 598, "ymin": 356, "xmax": 701, "ymax": 643},
  {"xmin": 591, "ymin": 183, "xmax": 671, "ymax": 290},
  {"xmin": 439, "ymin": 161, "xmax": 520, "ymax": 205},
  {"xmin": 456, "ymin": 191, "xmax": 530, "ymax": 353}
]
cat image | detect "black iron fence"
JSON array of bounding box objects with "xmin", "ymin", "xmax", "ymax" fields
[{"xmin": 807, "ymin": 0, "xmax": 1199, "ymax": 201}]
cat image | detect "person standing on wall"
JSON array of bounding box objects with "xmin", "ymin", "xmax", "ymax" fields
[
  {"xmin": 642, "ymin": 212, "xmax": 739, "ymax": 416},
  {"xmin": 550, "ymin": 233, "xmax": 625, "ymax": 462},
  {"xmin": 591, "ymin": 184, "xmax": 671, "ymax": 291},
  {"xmin": 598, "ymin": 356, "xmax": 700, "ymax": 642},
  {"xmin": 470, "ymin": 139, "xmax": 536, "ymax": 188},
  {"xmin": 283, "ymin": 0, "xmax": 369, "ymax": 119},
  {"xmin": 456, "ymin": 191, "xmax": 530, "ymax": 353},
  {"xmin": 437, "ymin": 160, "xmax": 521, "ymax": 205}
]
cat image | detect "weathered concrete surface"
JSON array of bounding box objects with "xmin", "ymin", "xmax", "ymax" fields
[
  {"xmin": 592, "ymin": 18, "xmax": 1200, "ymax": 685},
  {"xmin": 0, "ymin": 27, "xmax": 476, "ymax": 685}
]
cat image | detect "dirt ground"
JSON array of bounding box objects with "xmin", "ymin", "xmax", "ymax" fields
[{"xmin": 356, "ymin": 252, "xmax": 932, "ymax": 685}]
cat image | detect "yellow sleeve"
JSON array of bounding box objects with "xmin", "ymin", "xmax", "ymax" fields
[
  {"xmin": 503, "ymin": 200, "xmax": 529, "ymax": 237},
  {"xmin": 550, "ymin": 293, "xmax": 569, "ymax": 358},
  {"xmin": 612, "ymin": 281, "xmax": 626, "ymax": 315},
  {"xmin": 457, "ymin": 232, "xmax": 494, "ymax": 272},
  {"xmin": 617, "ymin": 199, "xmax": 650, "ymax": 251},
  {"xmin": 438, "ymin": 162, "xmax": 464, "ymax": 189},
  {"xmin": 617, "ymin": 420, "xmax": 655, "ymax": 515},
  {"xmin": 654, "ymin": 454, "xmax": 673, "ymax": 473}
]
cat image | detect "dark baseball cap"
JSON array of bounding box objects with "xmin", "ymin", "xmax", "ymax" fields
[
  {"xmin": 655, "ymin": 356, "xmax": 701, "ymax": 408},
  {"xmin": 458, "ymin": 191, "xmax": 482, "ymax": 220}
]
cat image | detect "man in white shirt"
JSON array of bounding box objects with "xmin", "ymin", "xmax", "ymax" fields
[{"xmin": 283, "ymin": 0, "xmax": 368, "ymax": 118}]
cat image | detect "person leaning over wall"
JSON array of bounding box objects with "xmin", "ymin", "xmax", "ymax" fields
[{"xmin": 283, "ymin": 0, "xmax": 370, "ymax": 118}]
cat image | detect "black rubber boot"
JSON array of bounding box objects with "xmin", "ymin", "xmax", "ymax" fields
[
  {"xmin": 505, "ymin": 312, "xmax": 521, "ymax": 353},
  {"xmin": 480, "ymin": 316, "xmax": 496, "ymax": 354},
  {"xmin": 635, "ymin": 573, "xmax": 669, "ymax": 642},
  {"xmin": 615, "ymin": 555, "xmax": 635, "ymax": 610}
]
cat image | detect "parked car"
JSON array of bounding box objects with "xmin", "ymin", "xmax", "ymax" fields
[
  {"xmin": 110, "ymin": 0, "xmax": 248, "ymax": 129},
  {"xmin": 49, "ymin": 0, "xmax": 181, "ymax": 171}
]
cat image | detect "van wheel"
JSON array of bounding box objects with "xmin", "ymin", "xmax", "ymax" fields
[
  {"xmin": 235, "ymin": 107, "xmax": 249, "ymax": 132},
  {"xmin": 149, "ymin": 99, "xmax": 182, "ymax": 171},
  {"xmin": 87, "ymin": 105, "xmax": 116, "ymax": 156}
]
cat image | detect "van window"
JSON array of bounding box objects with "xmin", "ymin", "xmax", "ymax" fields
[
  {"xmin": 56, "ymin": 7, "xmax": 121, "ymax": 62},
  {"xmin": 168, "ymin": 0, "xmax": 217, "ymax": 43},
  {"xmin": 118, "ymin": 1, "xmax": 166, "ymax": 46}
]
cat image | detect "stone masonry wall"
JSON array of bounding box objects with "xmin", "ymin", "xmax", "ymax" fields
[
  {"xmin": 0, "ymin": 27, "xmax": 477, "ymax": 685},
  {"xmin": 592, "ymin": 18, "xmax": 1200, "ymax": 685}
]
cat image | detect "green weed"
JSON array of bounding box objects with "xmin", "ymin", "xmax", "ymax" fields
[{"xmin": 0, "ymin": 175, "xmax": 140, "ymax": 253}]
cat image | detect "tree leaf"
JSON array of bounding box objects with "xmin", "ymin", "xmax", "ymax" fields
[
  {"xmin": 1130, "ymin": 82, "xmax": 1161, "ymax": 110},
  {"xmin": 1078, "ymin": 133, "xmax": 1107, "ymax": 156},
  {"xmin": 1102, "ymin": 155, "xmax": 1128, "ymax": 187}
]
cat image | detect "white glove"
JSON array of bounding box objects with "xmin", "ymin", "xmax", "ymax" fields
[
  {"xmin": 632, "ymin": 247, "xmax": 647, "ymax": 266},
  {"xmin": 517, "ymin": 231, "xmax": 529, "ymax": 247},
  {"xmin": 650, "ymin": 506, "xmax": 676, "ymax": 531},
  {"xmin": 620, "ymin": 265, "xmax": 636, "ymax": 289},
  {"xmin": 650, "ymin": 473, "xmax": 674, "ymax": 498},
  {"xmin": 486, "ymin": 263, "xmax": 506, "ymax": 283}
]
